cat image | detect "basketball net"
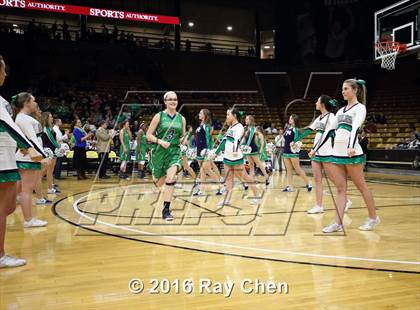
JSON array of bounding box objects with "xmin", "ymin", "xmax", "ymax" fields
[{"xmin": 375, "ymin": 41, "xmax": 401, "ymax": 70}]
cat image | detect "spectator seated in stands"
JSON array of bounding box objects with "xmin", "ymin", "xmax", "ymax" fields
[
  {"xmin": 264, "ymin": 122, "xmax": 278, "ymax": 134},
  {"xmin": 410, "ymin": 125, "xmax": 420, "ymax": 141},
  {"xmin": 408, "ymin": 139, "xmax": 420, "ymax": 149},
  {"xmin": 367, "ymin": 112, "xmax": 387, "ymax": 124},
  {"xmin": 394, "ymin": 126, "xmax": 420, "ymax": 150},
  {"xmin": 212, "ymin": 118, "xmax": 222, "ymax": 130},
  {"xmin": 407, "ymin": 126, "xmax": 420, "ymax": 149}
]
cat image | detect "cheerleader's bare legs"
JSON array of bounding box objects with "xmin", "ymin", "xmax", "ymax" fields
[
  {"xmin": 195, "ymin": 160, "xmax": 221, "ymax": 195},
  {"xmin": 182, "ymin": 156, "xmax": 196, "ymax": 180},
  {"xmin": 0, "ymin": 182, "xmax": 17, "ymax": 257},
  {"xmin": 248, "ymin": 155, "xmax": 269, "ymax": 179},
  {"xmin": 283, "ymin": 157, "xmax": 311, "ymax": 191},
  {"xmin": 218, "ymin": 164, "xmax": 258, "ymax": 206},
  {"xmin": 18, "ymin": 169, "xmax": 47, "ymax": 227}
]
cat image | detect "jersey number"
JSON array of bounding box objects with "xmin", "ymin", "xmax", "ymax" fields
[{"xmin": 166, "ymin": 129, "xmax": 175, "ymax": 140}]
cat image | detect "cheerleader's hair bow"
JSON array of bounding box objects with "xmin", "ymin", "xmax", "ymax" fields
[
  {"xmin": 328, "ymin": 99, "xmax": 338, "ymax": 107},
  {"xmin": 356, "ymin": 79, "xmax": 366, "ymax": 86}
]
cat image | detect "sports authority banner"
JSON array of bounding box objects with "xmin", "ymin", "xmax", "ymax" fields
[{"xmin": 0, "ymin": 0, "xmax": 180, "ymax": 25}]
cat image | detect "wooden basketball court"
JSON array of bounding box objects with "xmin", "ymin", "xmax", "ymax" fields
[{"xmin": 1, "ymin": 170, "xmax": 419, "ymax": 309}]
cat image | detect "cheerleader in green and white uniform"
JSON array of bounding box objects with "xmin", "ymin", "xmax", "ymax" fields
[
  {"xmin": 0, "ymin": 56, "xmax": 44, "ymax": 266},
  {"xmin": 293, "ymin": 95, "xmax": 352, "ymax": 215},
  {"xmin": 180, "ymin": 125, "xmax": 197, "ymax": 180},
  {"xmin": 210, "ymin": 108, "xmax": 259, "ymax": 206},
  {"xmin": 194, "ymin": 109, "xmax": 222, "ymax": 196},
  {"xmin": 322, "ymin": 79, "xmax": 379, "ymax": 233},
  {"xmin": 14, "ymin": 93, "xmax": 49, "ymax": 229},
  {"xmin": 41, "ymin": 111, "xmax": 61, "ymax": 194},
  {"xmin": 283, "ymin": 114, "xmax": 312, "ymax": 192},
  {"xmin": 243, "ymin": 116, "xmax": 270, "ymax": 186}
]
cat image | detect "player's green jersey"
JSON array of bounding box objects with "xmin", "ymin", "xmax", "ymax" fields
[{"xmin": 155, "ymin": 111, "xmax": 183, "ymax": 146}]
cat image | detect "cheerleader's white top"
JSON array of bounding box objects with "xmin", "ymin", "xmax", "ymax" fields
[
  {"xmin": 0, "ymin": 96, "xmax": 32, "ymax": 172},
  {"xmin": 331, "ymin": 103, "xmax": 366, "ymax": 164},
  {"xmin": 216, "ymin": 122, "xmax": 245, "ymax": 165},
  {"xmin": 309, "ymin": 112, "xmax": 337, "ymax": 157},
  {"xmin": 15, "ymin": 112, "xmax": 46, "ymax": 163}
]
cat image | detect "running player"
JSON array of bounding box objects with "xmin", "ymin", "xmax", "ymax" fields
[
  {"xmin": 135, "ymin": 122, "xmax": 148, "ymax": 179},
  {"xmin": 146, "ymin": 91, "xmax": 186, "ymax": 221},
  {"xmin": 118, "ymin": 120, "xmax": 131, "ymax": 179}
]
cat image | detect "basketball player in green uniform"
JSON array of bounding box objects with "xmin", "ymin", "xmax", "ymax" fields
[
  {"xmin": 146, "ymin": 91, "xmax": 186, "ymax": 220},
  {"xmin": 118, "ymin": 120, "xmax": 131, "ymax": 179},
  {"xmin": 135, "ymin": 122, "xmax": 148, "ymax": 179}
]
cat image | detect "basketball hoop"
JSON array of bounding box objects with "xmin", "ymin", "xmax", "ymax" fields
[{"xmin": 374, "ymin": 41, "xmax": 405, "ymax": 70}]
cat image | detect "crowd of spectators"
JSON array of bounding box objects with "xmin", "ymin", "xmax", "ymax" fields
[{"xmin": 0, "ymin": 20, "xmax": 252, "ymax": 56}]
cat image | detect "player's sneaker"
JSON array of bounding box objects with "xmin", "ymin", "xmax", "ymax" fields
[{"xmin": 162, "ymin": 208, "xmax": 174, "ymax": 221}]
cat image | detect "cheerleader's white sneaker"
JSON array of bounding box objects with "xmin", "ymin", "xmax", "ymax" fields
[
  {"xmin": 0, "ymin": 255, "xmax": 26, "ymax": 268},
  {"xmin": 322, "ymin": 222, "xmax": 343, "ymax": 233},
  {"xmin": 307, "ymin": 205, "xmax": 324, "ymax": 214},
  {"xmin": 359, "ymin": 216, "xmax": 380, "ymax": 231}
]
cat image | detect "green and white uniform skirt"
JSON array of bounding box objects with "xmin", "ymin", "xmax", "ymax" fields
[{"xmin": 282, "ymin": 153, "xmax": 299, "ymax": 158}]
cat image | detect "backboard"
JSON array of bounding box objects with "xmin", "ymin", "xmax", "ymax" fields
[{"xmin": 374, "ymin": 0, "xmax": 420, "ymax": 61}]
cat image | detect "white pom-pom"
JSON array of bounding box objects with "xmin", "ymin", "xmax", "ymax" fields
[
  {"xmin": 240, "ymin": 145, "xmax": 252, "ymax": 154},
  {"xmin": 180, "ymin": 144, "xmax": 188, "ymax": 152},
  {"xmin": 291, "ymin": 141, "xmax": 302, "ymax": 153},
  {"xmin": 43, "ymin": 148, "xmax": 54, "ymax": 158},
  {"xmin": 200, "ymin": 148, "xmax": 208, "ymax": 158},
  {"xmin": 206, "ymin": 149, "xmax": 217, "ymax": 161},
  {"xmin": 186, "ymin": 148, "xmax": 197, "ymax": 159}
]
